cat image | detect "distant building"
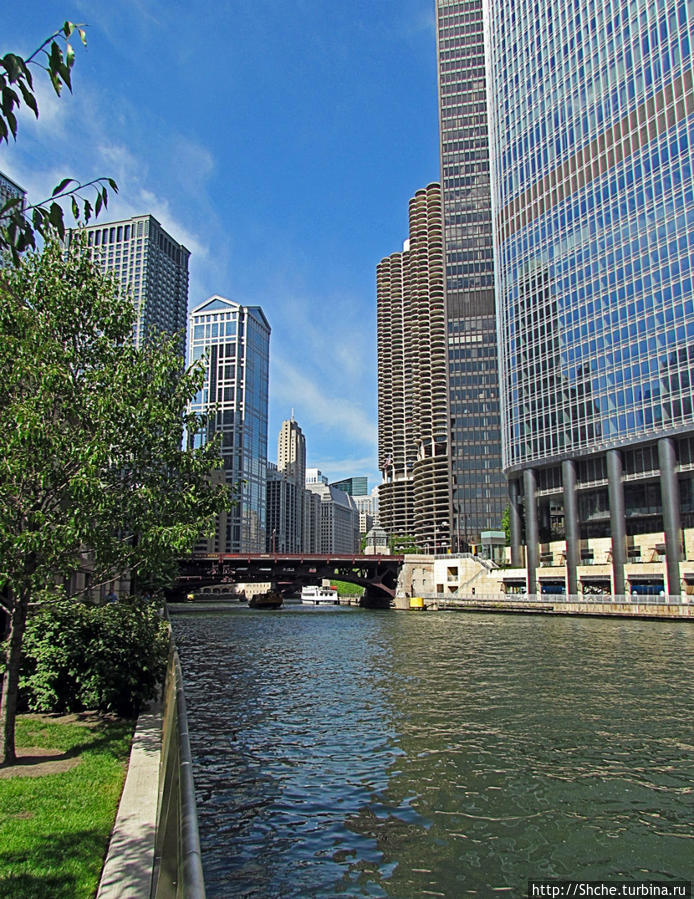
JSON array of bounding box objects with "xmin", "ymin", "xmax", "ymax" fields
[
  {"xmin": 306, "ymin": 468, "xmax": 329, "ymax": 486},
  {"xmin": 305, "ymin": 481, "xmax": 360, "ymax": 554},
  {"xmin": 377, "ymin": 184, "xmax": 451, "ymax": 553},
  {"xmin": 354, "ymin": 487, "xmax": 380, "ymax": 536},
  {"xmin": 0, "ymin": 170, "xmax": 26, "ymax": 212},
  {"xmin": 266, "ymin": 463, "xmax": 302, "ymax": 552},
  {"xmin": 303, "ymin": 489, "xmax": 322, "ymax": 553},
  {"xmin": 330, "ymin": 476, "xmax": 368, "ymax": 496},
  {"xmin": 275, "ymin": 416, "xmax": 306, "ymax": 551},
  {"xmin": 0, "ymin": 171, "xmax": 26, "ymax": 264},
  {"xmin": 363, "ymin": 526, "xmax": 389, "ymax": 555},
  {"xmin": 77, "ymin": 214, "xmax": 189, "ymax": 353},
  {"xmin": 188, "ymin": 295, "xmax": 270, "ymax": 553}
]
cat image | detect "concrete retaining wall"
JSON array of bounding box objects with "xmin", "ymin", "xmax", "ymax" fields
[{"xmin": 98, "ymin": 639, "xmax": 205, "ymax": 899}]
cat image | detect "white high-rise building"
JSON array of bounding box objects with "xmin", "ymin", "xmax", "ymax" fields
[
  {"xmin": 188, "ymin": 295, "xmax": 270, "ymax": 553},
  {"xmin": 276, "ymin": 416, "xmax": 306, "ymax": 551}
]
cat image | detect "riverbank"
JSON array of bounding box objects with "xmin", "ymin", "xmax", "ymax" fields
[{"xmin": 395, "ymin": 593, "xmax": 694, "ymax": 619}]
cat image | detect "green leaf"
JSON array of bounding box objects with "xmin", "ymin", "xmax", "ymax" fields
[
  {"xmin": 17, "ymin": 79, "xmax": 39, "ymax": 117},
  {"xmin": 52, "ymin": 178, "xmax": 76, "ymax": 197}
]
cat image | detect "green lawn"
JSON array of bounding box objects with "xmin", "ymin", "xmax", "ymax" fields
[
  {"xmin": 0, "ymin": 715, "xmax": 134, "ymax": 899},
  {"xmin": 331, "ymin": 579, "xmax": 364, "ymax": 596}
]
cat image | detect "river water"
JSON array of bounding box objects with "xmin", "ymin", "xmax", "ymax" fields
[{"xmin": 172, "ymin": 606, "xmax": 693, "ymax": 897}]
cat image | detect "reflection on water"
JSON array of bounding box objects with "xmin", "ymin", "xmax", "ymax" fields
[{"xmin": 173, "ymin": 607, "xmax": 694, "ymax": 897}]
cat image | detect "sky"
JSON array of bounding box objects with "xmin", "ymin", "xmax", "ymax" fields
[{"xmin": 3, "ymin": 1, "xmax": 440, "ymax": 489}]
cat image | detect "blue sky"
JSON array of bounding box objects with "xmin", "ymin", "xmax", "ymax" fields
[{"xmin": 3, "ymin": 1, "xmax": 439, "ymax": 488}]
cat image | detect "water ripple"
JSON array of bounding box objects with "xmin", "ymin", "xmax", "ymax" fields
[{"xmin": 174, "ymin": 609, "xmax": 694, "ymax": 897}]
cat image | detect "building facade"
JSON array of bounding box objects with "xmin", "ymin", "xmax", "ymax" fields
[
  {"xmin": 305, "ymin": 481, "xmax": 360, "ymax": 554},
  {"xmin": 0, "ymin": 171, "xmax": 27, "ymax": 265},
  {"xmin": 79, "ymin": 215, "xmax": 189, "ymax": 353},
  {"xmin": 330, "ymin": 476, "xmax": 368, "ymax": 496},
  {"xmin": 0, "ymin": 170, "xmax": 26, "ymax": 213},
  {"xmin": 266, "ymin": 417, "xmax": 306, "ymax": 552},
  {"xmin": 486, "ymin": 0, "xmax": 694, "ymax": 595},
  {"xmin": 377, "ymin": 184, "xmax": 451, "ymax": 553},
  {"xmin": 188, "ymin": 295, "xmax": 270, "ymax": 553},
  {"xmin": 436, "ymin": 0, "xmax": 507, "ymax": 546}
]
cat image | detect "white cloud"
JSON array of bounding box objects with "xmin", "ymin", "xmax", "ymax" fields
[
  {"xmin": 308, "ymin": 454, "xmax": 380, "ymax": 484},
  {"xmin": 271, "ymin": 355, "xmax": 377, "ymax": 449}
]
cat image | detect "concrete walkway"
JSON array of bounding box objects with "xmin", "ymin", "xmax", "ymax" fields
[{"xmin": 97, "ymin": 701, "xmax": 162, "ymax": 899}]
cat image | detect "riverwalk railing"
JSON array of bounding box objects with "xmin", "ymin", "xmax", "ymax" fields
[
  {"xmin": 152, "ymin": 638, "xmax": 206, "ymax": 898},
  {"xmin": 421, "ymin": 593, "xmax": 692, "ymax": 613}
]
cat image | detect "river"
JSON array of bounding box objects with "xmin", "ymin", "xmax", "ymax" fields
[{"xmin": 172, "ymin": 606, "xmax": 693, "ymax": 897}]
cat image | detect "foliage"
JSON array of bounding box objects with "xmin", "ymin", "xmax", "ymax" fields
[
  {"xmin": 501, "ymin": 505, "xmax": 511, "ymax": 545},
  {"xmin": 18, "ymin": 600, "xmax": 169, "ymax": 717},
  {"xmin": 0, "ymin": 714, "xmax": 133, "ymax": 899},
  {"xmin": 0, "ymin": 238, "xmax": 230, "ymax": 764},
  {"xmin": 0, "ymin": 22, "xmax": 116, "ymax": 263},
  {"xmin": 388, "ymin": 534, "xmax": 420, "ymax": 554}
]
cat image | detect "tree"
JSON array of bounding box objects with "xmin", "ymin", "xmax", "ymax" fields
[
  {"xmin": 501, "ymin": 506, "xmax": 511, "ymax": 545},
  {"xmin": 0, "ymin": 238, "xmax": 230, "ymax": 765},
  {"xmin": 389, "ymin": 534, "xmax": 420, "ymax": 554},
  {"xmin": 0, "ymin": 22, "xmax": 117, "ymax": 263}
]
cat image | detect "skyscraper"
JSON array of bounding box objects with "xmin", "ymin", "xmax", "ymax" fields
[
  {"xmin": 188, "ymin": 295, "xmax": 270, "ymax": 553},
  {"xmin": 271, "ymin": 416, "xmax": 306, "ymax": 552},
  {"xmin": 79, "ymin": 214, "xmax": 189, "ymax": 352},
  {"xmin": 377, "ymin": 183, "xmax": 451, "ymax": 553},
  {"xmin": 436, "ymin": 0, "xmax": 507, "ymax": 546},
  {"xmin": 486, "ymin": 0, "xmax": 694, "ymax": 595}
]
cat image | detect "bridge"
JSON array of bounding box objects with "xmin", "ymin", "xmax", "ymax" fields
[{"xmin": 168, "ymin": 553, "xmax": 405, "ymax": 608}]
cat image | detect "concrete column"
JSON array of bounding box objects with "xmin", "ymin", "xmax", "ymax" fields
[
  {"xmin": 607, "ymin": 449, "xmax": 627, "ymax": 596},
  {"xmin": 523, "ymin": 468, "xmax": 539, "ymax": 595},
  {"xmin": 562, "ymin": 459, "xmax": 579, "ymax": 596},
  {"xmin": 658, "ymin": 437, "xmax": 682, "ymax": 597},
  {"xmin": 508, "ymin": 478, "xmax": 523, "ymax": 567}
]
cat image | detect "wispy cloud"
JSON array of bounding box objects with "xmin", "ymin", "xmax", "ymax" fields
[{"xmin": 271, "ymin": 355, "xmax": 377, "ymax": 448}]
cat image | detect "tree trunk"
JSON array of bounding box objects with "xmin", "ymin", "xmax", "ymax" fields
[{"xmin": 0, "ymin": 593, "xmax": 28, "ymax": 766}]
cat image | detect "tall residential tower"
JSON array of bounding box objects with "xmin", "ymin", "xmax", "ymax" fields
[{"xmin": 378, "ymin": 183, "xmax": 451, "ymax": 552}]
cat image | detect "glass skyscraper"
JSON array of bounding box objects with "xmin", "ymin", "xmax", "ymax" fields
[
  {"xmin": 486, "ymin": 0, "xmax": 694, "ymax": 595},
  {"xmin": 436, "ymin": 0, "xmax": 507, "ymax": 548},
  {"xmin": 188, "ymin": 296, "xmax": 270, "ymax": 553}
]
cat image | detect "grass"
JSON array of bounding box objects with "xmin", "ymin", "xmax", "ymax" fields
[
  {"xmin": 0, "ymin": 714, "xmax": 134, "ymax": 899},
  {"xmin": 331, "ymin": 579, "xmax": 364, "ymax": 596}
]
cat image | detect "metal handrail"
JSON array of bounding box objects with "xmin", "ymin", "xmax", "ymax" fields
[{"xmin": 427, "ymin": 593, "xmax": 691, "ymax": 606}]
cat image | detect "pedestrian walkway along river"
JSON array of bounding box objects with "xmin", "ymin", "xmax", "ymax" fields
[{"xmin": 172, "ymin": 606, "xmax": 693, "ymax": 897}]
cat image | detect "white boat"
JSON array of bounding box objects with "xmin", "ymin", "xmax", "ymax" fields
[{"xmin": 301, "ymin": 585, "xmax": 340, "ymax": 605}]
